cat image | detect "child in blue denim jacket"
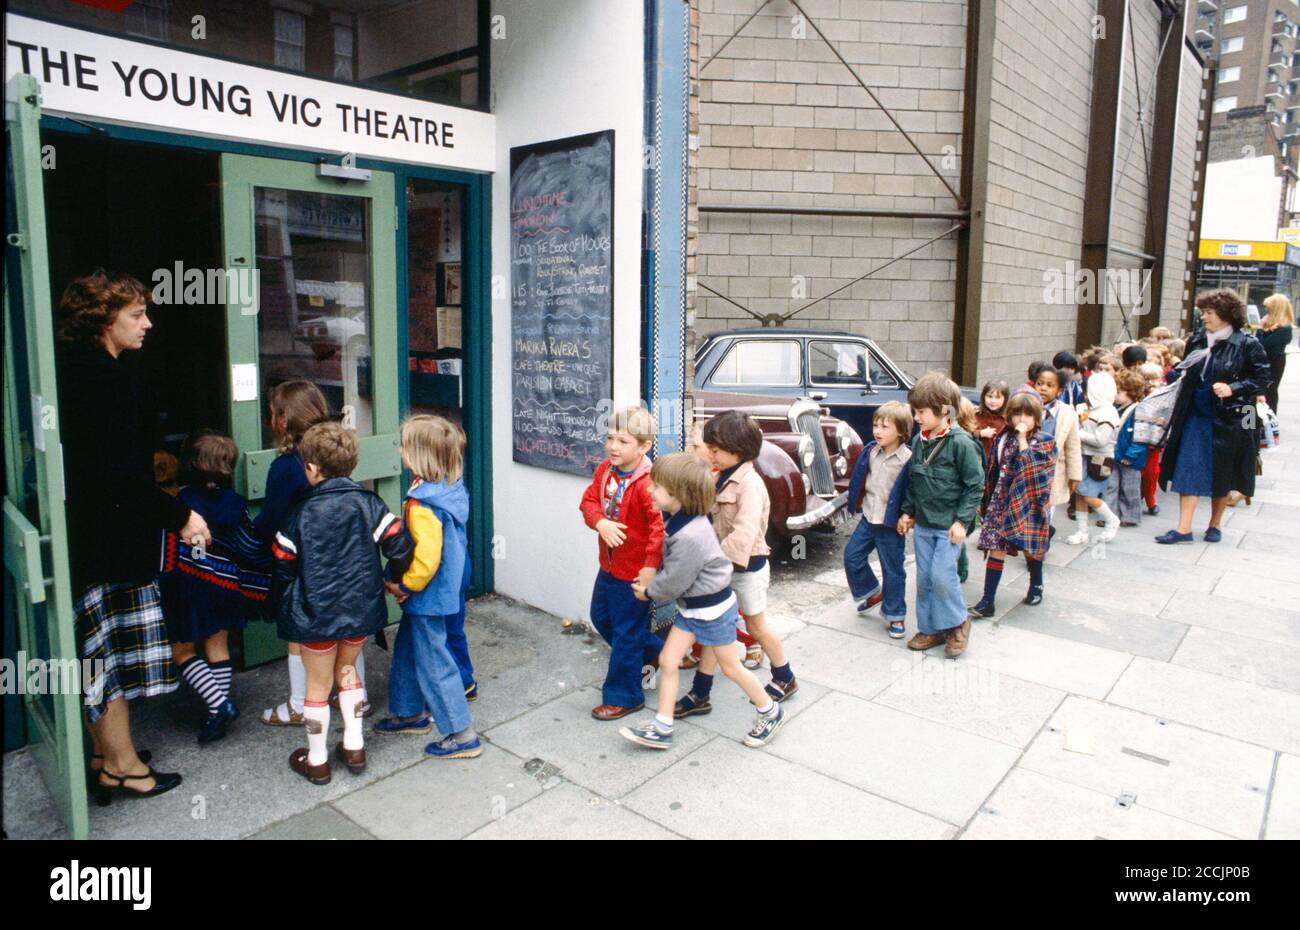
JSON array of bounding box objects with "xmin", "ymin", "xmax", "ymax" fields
[
  {"xmin": 377, "ymin": 415, "xmax": 481, "ymax": 760},
  {"xmin": 843, "ymin": 402, "xmax": 912, "ymax": 639}
]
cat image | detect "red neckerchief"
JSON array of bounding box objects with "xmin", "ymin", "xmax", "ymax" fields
[{"xmin": 921, "ymin": 424, "xmax": 951, "ymax": 440}]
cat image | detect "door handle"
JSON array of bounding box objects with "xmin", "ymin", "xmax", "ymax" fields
[
  {"xmin": 808, "ymin": 391, "xmax": 828, "ymax": 401},
  {"xmin": 4, "ymin": 498, "xmax": 46, "ymax": 604}
]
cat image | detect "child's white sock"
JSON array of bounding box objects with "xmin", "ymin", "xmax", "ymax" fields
[
  {"xmin": 653, "ymin": 714, "xmax": 673, "ymax": 735},
  {"xmin": 1074, "ymin": 512, "xmax": 1090, "ymax": 537},
  {"xmin": 336, "ymin": 669, "xmax": 365, "ymax": 752},
  {"xmin": 354, "ymin": 649, "xmax": 368, "ymax": 702},
  {"xmin": 287, "ymin": 653, "xmax": 306, "ymax": 714},
  {"xmin": 757, "ymin": 699, "xmax": 776, "ymax": 716},
  {"xmin": 1094, "ymin": 501, "xmax": 1119, "ymax": 525},
  {"xmin": 302, "ymin": 699, "xmax": 330, "ymax": 766}
]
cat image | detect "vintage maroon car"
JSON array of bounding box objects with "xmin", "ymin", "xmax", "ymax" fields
[{"xmin": 693, "ymin": 390, "xmax": 865, "ymax": 551}]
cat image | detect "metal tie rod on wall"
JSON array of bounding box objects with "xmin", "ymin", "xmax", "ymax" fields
[{"xmin": 699, "ymin": 204, "xmax": 971, "ymax": 221}]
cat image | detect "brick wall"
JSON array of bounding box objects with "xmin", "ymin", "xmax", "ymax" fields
[{"xmin": 1159, "ymin": 44, "xmax": 1207, "ymax": 334}]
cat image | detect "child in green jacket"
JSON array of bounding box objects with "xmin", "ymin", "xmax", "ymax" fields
[{"xmin": 897, "ymin": 375, "xmax": 985, "ymax": 658}]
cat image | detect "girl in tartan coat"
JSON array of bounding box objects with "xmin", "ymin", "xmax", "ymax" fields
[{"xmin": 969, "ymin": 392, "xmax": 1058, "ymax": 617}]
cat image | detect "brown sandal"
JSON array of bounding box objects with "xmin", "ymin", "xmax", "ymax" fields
[{"xmin": 260, "ymin": 701, "xmax": 304, "ymax": 727}]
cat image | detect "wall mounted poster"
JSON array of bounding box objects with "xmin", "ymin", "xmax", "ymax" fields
[{"xmin": 510, "ymin": 130, "xmax": 614, "ymax": 477}]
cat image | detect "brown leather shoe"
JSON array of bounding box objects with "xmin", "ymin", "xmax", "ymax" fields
[
  {"xmin": 907, "ymin": 631, "xmax": 947, "ymax": 651},
  {"xmin": 289, "ymin": 748, "xmax": 331, "ymax": 785},
  {"xmin": 591, "ymin": 703, "xmax": 644, "ymax": 721},
  {"xmin": 334, "ymin": 741, "xmax": 367, "ymax": 775},
  {"xmin": 945, "ymin": 617, "xmax": 972, "ymax": 658}
]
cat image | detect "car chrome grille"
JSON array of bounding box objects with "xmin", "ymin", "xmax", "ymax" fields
[{"xmin": 797, "ymin": 411, "xmax": 836, "ymax": 497}]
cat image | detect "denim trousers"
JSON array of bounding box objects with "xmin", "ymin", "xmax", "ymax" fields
[
  {"xmin": 843, "ymin": 518, "xmax": 908, "ymax": 620},
  {"xmin": 589, "ymin": 570, "xmax": 661, "ymax": 708},
  {"xmin": 389, "ymin": 612, "xmax": 472, "ymax": 736},
  {"xmin": 912, "ymin": 525, "xmax": 966, "ymax": 634}
]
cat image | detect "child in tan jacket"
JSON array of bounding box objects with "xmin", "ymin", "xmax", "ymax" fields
[{"xmin": 674, "ymin": 411, "xmax": 797, "ymax": 719}]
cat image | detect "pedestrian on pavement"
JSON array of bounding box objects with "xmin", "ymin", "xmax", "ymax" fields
[
  {"xmin": 897, "ymin": 374, "xmax": 985, "ymax": 658},
  {"xmin": 57, "ymin": 270, "xmax": 213, "ymax": 806},
  {"xmin": 1101, "ymin": 368, "xmax": 1149, "ymax": 527},
  {"xmin": 579, "ymin": 406, "xmax": 666, "ymax": 721},
  {"xmin": 1258, "ymin": 294, "xmax": 1294, "ymax": 415},
  {"xmin": 1064, "ymin": 371, "xmax": 1122, "ymax": 545},
  {"xmin": 1035, "ymin": 365, "xmax": 1082, "ymax": 534},
  {"xmin": 622, "ymin": 454, "xmax": 785, "ymax": 750},
  {"xmin": 969, "ymin": 391, "xmax": 1056, "ymax": 618},
  {"xmin": 676, "ymin": 411, "xmax": 797, "ymax": 719},
  {"xmin": 843, "ymin": 401, "xmax": 913, "ymax": 639},
  {"xmin": 1157, "ymin": 289, "xmax": 1272, "ymax": 544}
]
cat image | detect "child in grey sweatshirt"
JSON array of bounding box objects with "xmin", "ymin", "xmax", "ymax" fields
[{"xmin": 623, "ymin": 453, "xmax": 786, "ymax": 751}]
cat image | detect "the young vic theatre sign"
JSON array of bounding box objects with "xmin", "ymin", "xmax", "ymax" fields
[{"xmin": 4, "ymin": 14, "xmax": 494, "ymax": 173}]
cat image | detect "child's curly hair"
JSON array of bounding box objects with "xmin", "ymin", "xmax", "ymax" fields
[{"xmin": 299, "ymin": 421, "xmax": 358, "ymax": 479}]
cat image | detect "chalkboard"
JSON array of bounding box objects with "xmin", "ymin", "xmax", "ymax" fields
[{"xmin": 510, "ymin": 130, "xmax": 614, "ymax": 477}]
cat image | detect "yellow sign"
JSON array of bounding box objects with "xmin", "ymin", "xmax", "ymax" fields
[
  {"xmin": 1198, "ymin": 239, "xmax": 1287, "ymax": 261},
  {"xmin": 1281, "ymin": 228, "xmax": 1300, "ymax": 244}
]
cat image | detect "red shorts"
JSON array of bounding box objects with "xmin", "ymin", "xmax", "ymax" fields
[{"xmin": 300, "ymin": 635, "xmax": 368, "ymax": 654}]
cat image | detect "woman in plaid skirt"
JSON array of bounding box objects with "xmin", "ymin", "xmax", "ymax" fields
[
  {"xmin": 969, "ymin": 392, "xmax": 1058, "ymax": 618},
  {"xmin": 56, "ymin": 271, "xmax": 213, "ymax": 804}
]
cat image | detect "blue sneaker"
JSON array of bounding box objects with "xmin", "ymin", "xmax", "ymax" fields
[
  {"xmin": 425, "ymin": 734, "xmax": 483, "ymax": 759},
  {"xmin": 375, "ymin": 714, "xmax": 432, "ymax": 735},
  {"xmin": 198, "ymin": 699, "xmax": 239, "ymax": 744},
  {"xmin": 887, "ymin": 620, "xmax": 906, "ymax": 639},
  {"xmin": 620, "ymin": 720, "xmax": 673, "ymax": 749},
  {"xmin": 1154, "ymin": 530, "xmax": 1194, "ymax": 545},
  {"xmin": 1204, "ymin": 527, "xmax": 1223, "ymax": 543},
  {"xmin": 743, "ymin": 703, "xmax": 786, "ymax": 748}
]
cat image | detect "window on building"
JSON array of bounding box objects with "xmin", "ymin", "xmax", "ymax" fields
[
  {"xmin": 1214, "ymin": 96, "xmax": 1238, "ymax": 113},
  {"xmin": 1220, "ymin": 66, "xmax": 1242, "ymax": 83},
  {"xmin": 333, "ymin": 22, "xmax": 355, "ymax": 80},
  {"xmin": 1221, "ymin": 36, "xmax": 1245, "ymax": 54},
  {"xmin": 274, "ymin": 8, "xmax": 306, "ymax": 72},
  {"xmin": 123, "ymin": 0, "xmax": 168, "ymax": 40},
  {"xmin": 1224, "ymin": 5, "xmax": 1248, "ymax": 24}
]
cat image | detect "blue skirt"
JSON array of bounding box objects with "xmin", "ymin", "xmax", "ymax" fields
[{"xmin": 1171, "ymin": 410, "xmax": 1214, "ymax": 497}]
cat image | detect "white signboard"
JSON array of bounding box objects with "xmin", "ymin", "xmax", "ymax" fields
[{"xmin": 4, "ymin": 14, "xmax": 494, "ymax": 173}]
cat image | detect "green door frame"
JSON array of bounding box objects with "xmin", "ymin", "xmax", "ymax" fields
[
  {"xmin": 30, "ymin": 117, "xmax": 494, "ymax": 661},
  {"xmin": 3, "ymin": 75, "xmax": 88, "ymax": 839}
]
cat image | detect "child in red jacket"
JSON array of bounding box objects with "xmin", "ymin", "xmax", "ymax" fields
[{"xmin": 579, "ymin": 406, "xmax": 666, "ymax": 720}]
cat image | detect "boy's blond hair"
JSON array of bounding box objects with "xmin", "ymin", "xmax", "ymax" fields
[
  {"xmin": 401, "ymin": 414, "xmax": 464, "ymax": 483},
  {"xmin": 608, "ymin": 406, "xmax": 656, "ymax": 446},
  {"xmin": 873, "ymin": 401, "xmax": 912, "ymax": 441},
  {"xmin": 650, "ymin": 452, "xmax": 715, "ymax": 516},
  {"xmin": 908, "ymin": 372, "xmax": 961, "ymax": 420},
  {"xmin": 956, "ymin": 397, "xmax": 978, "ymax": 432},
  {"xmin": 1138, "ymin": 362, "xmax": 1163, "ymax": 383}
]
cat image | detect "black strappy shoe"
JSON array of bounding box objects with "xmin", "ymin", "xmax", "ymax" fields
[
  {"xmin": 92, "ymin": 767, "xmax": 182, "ymax": 807},
  {"xmin": 86, "ymin": 750, "xmax": 150, "ymax": 795}
]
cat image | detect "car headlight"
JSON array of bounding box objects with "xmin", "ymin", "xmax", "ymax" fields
[
  {"xmin": 835, "ymin": 421, "xmax": 853, "ymax": 450},
  {"xmin": 835, "ymin": 454, "xmax": 848, "ymax": 477}
]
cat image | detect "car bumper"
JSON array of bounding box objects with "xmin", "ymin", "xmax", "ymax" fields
[{"xmin": 786, "ymin": 492, "xmax": 847, "ymax": 532}]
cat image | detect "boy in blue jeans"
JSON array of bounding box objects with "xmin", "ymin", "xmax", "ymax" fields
[
  {"xmin": 843, "ymin": 401, "xmax": 913, "ymax": 639},
  {"xmin": 897, "ymin": 375, "xmax": 985, "ymax": 658}
]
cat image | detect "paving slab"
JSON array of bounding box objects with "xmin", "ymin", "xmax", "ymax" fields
[
  {"xmin": 1, "ymin": 748, "xmax": 68, "ymax": 840},
  {"xmin": 997, "ymin": 595, "xmax": 1188, "ymax": 661},
  {"xmin": 1265, "ymin": 753, "xmax": 1300, "ymax": 840},
  {"xmin": 248, "ymin": 804, "xmax": 376, "ymax": 840},
  {"xmin": 483, "ymin": 686, "xmax": 713, "ymax": 799},
  {"xmin": 873, "ymin": 655, "xmax": 1066, "ymax": 748},
  {"xmin": 1211, "ymin": 571, "xmax": 1300, "ymax": 614},
  {"xmin": 765, "ymin": 691, "xmax": 1020, "ymax": 825},
  {"xmin": 1019, "ymin": 697, "xmax": 1273, "ymax": 839},
  {"xmin": 781, "ymin": 623, "xmax": 921, "ymax": 700},
  {"xmin": 1106, "ymin": 658, "xmax": 1300, "ymax": 756},
  {"xmin": 1194, "ymin": 545, "xmax": 1298, "ymax": 581},
  {"xmin": 1063, "ymin": 548, "xmax": 1221, "ymax": 595},
  {"xmin": 1159, "ymin": 589, "xmax": 1300, "ymax": 648},
  {"xmin": 465, "ymin": 782, "xmax": 679, "ymax": 840},
  {"xmin": 962, "ymin": 768, "xmax": 1232, "ymax": 840},
  {"xmin": 1172, "ymin": 626, "xmax": 1300, "ymax": 694},
  {"xmin": 622, "ymin": 736, "xmax": 954, "ymax": 839},
  {"xmin": 1042, "ymin": 563, "xmax": 1175, "ymax": 616},
  {"xmin": 954, "ymin": 623, "xmax": 1133, "ymax": 700},
  {"xmin": 1235, "ymin": 529, "xmax": 1299, "ymax": 556},
  {"xmin": 674, "ymin": 675, "xmax": 831, "ymax": 742},
  {"xmin": 331, "ymin": 742, "xmax": 544, "ymax": 839}
]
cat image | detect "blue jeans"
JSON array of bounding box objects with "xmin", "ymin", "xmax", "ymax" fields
[
  {"xmin": 589, "ymin": 570, "xmax": 661, "ymax": 708},
  {"xmin": 843, "ymin": 519, "xmax": 908, "ymax": 620},
  {"xmin": 389, "ymin": 612, "xmax": 472, "ymax": 736},
  {"xmin": 444, "ymin": 555, "xmax": 475, "ymax": 688},
  {"xmin": 913, "ymin": 525, "xmax": 966, "ymax": 634}
]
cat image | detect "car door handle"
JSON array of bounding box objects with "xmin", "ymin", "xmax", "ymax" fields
[{"xmin": 808, "ymin": 391, "xmax": 828, "ymax": 401}]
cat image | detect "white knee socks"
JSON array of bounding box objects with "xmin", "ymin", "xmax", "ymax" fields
[
  {"xmin": 303, "ymin": 700, "xmax": 330, "ymax": 766},
  {"xmin": 287, "ymin": 653, "xmax": 306, "ymax": 714},
  {"xmin": 337, "ymin": 674, "xmax": 365, "ymax": 752},
  {"xmin": 354, "ymin": 649, "xmax": 368, "ymax": 702}
]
